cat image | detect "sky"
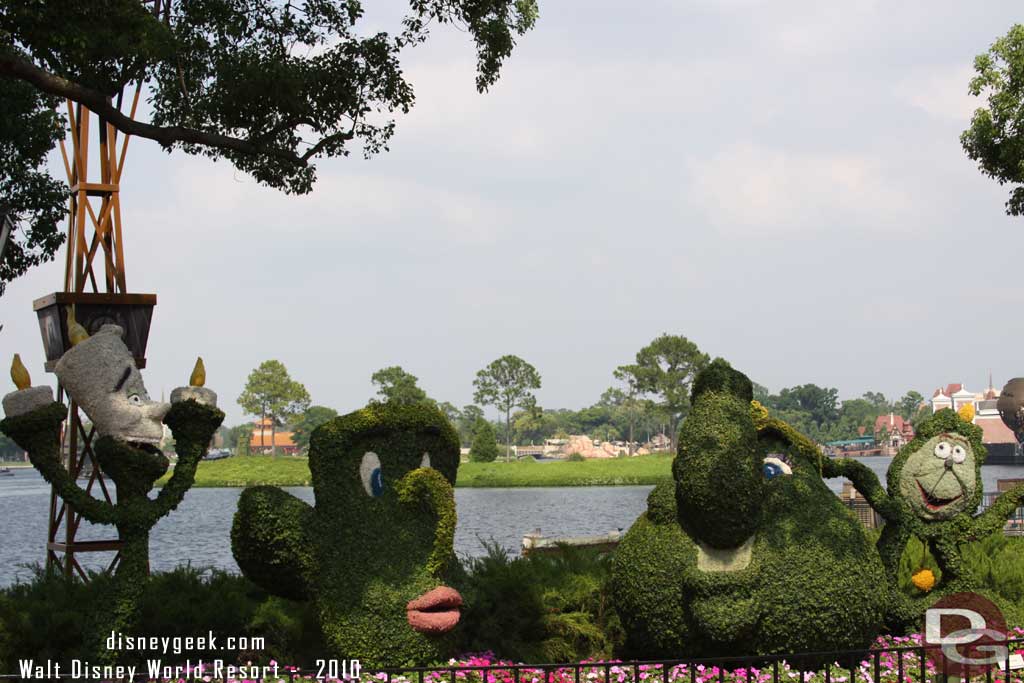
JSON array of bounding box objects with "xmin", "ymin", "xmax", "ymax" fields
[{"xmin": 2, "ymin": 1, "xmax": 1023, "ymax": 427}]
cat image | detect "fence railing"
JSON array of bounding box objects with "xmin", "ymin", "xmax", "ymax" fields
[
  {"xmin": 4, "ymin": 639, "xmax": 1024, "ymax": 682},
  {"xmin": 281, "ymin": 640, "xmax": 1024, "ymax": 683},
  {"xmin": 838, "ymin": 493, "xmax": 1024, "ymax": 534}
]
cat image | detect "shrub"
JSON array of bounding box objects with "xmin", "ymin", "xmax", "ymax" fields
[
  {"xmin": 0, "ymin": 566, "xmax": 316, "ymax": 669},
  {"xmin": 470, "ymin": 420, "xmax": 500, "ymax": 462},
  {"xmin": 459, "ymin": 543, "xmax": 622, "ymax": 662},
  {"xmin": 567, "ymin": 452, "xmax": 585, "ymax": 462}
]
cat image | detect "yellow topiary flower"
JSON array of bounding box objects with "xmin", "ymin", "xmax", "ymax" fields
[
  {"xmin": 911, "ymin": 568, "xmax": 935, "ymax": 592},
  {"xmin": 958, "ymin": 403, "xmax": 975, "ymax": 423},
  {"xmin": 751, "ymin": 400, "xmax": 769, "ymax": 425}
]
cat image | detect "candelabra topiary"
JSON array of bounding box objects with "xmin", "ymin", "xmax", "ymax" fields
[
  {"xmin": 0, "ymin": 325, "xmax": 223, "ymax": 659},
  {"xmin": 231, "ymin": 401, "xmax": 462, "ymax": 667}
]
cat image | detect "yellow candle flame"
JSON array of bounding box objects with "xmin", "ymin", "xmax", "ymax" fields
[
  {"xmin": 66, "ymin": 306, "xmax": 89, "ymax": 347},
  {"xmin": 11, "ymin": 354, "xmax": 30, "ymax": 390},
  {"xmin": 190, "ymin": 357, "xmax": 206, "ymax": 387}
]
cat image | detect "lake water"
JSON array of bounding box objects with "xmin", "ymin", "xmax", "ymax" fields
[{"xmin": 2, "ymin": 457, "xmax": 1023, "ymax": 588}]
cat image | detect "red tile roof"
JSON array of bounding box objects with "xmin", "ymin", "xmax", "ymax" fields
[
  {"xmin": 933, "ymin": 384, "xmax": 963, "ymax": 398},
  {"xmin": 250, "ymin": 430, "xmax": 296, "ymax": 447},
  {"xmin": 976, "ymin": 416, "xmax": 1017, "ymax": 445},
  {"xmin": 874, "ymin": 413, "xmax": 905, "ymax": 433}
]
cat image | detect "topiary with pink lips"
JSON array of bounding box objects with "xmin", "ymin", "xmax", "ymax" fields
[{"xmin": 231, "ymin": 401, "xmax": 463, "ymax": 667}]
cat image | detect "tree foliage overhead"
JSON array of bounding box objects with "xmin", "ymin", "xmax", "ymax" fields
[
  {"xmin": 0, "ymin": 0, "xmax": 538, "ymax": 291},
  {"xmin": 962, "ymin": 24, "xmax": 1024, "ymax": 215},
  {"xmin": 0, "ymin": 77, "xmax": 66, "ymax": 296}
]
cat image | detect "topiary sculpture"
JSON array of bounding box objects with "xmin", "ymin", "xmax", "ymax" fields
[
  {"xmin": 0, "ymin": 331, "xmax": 223, "ymax": 660},
  {"xmin": 231, "ymin": 401, "xmax": 462, "ymax": 667},
  {"xmin": 823, "ymin": 409, "xmax": 1024, "ymax": 629},
  {"xmin": 611, "ymin": 359, "xmax": 886, "ymax": 661}
]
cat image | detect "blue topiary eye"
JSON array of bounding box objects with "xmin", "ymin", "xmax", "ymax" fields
[
  {"xmin": 360, "ymin": 452, "xmax": 384, "ymax": 497},
  {"xmin": 762, "ymin": 456, "xmax": 792, "ymax": 480}
]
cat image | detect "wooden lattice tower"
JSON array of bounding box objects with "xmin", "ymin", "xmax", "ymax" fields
[{"xmin": 38, "ymin": 0, "xmax": 169, "ymax": 579}]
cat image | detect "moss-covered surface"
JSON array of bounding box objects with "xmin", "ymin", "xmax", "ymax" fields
[
  {"xmin": 612, "ymin": 359, "xmax": 886, "ymax": 661},
  {"xmin": 0, "ymin": 399, "xmax": 224, "ymax": 660},
  {"xmin": 231, "ymin": 401, "xmax": 463, "ymax": 667},
  {"xmin": 823, "ymin": 409, "xmax": 1024, "ymax": 630},
  {"xmin": 610, "ymin": 481, "xmax": 695, "ymax": 658}
]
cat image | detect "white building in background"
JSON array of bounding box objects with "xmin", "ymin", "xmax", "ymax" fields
[{"xmin": 930, "ymin": 378, "xmax": 1018, "ymax": 453}]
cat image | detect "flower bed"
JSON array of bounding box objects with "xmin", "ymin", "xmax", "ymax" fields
[{"xmin": 183, "ymin": 630, "xmax": 1024, "ymax": 683}]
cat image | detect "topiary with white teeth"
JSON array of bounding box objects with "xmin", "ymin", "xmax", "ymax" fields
[{"xmin": 611, "ymin": 359, "xmax": 887, "ymax": 662}]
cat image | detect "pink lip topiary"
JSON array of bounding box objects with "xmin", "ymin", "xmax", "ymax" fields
[{"xmin": 230, "ymin": 401, "xmax": 463, "ymax": 668}]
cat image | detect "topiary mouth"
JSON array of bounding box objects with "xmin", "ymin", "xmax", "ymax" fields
[
  {"xmin": 129, "ymin": 441, "xmax": 162, "ymax": 455},
  {"xmin": 406, "ymin": 586, "xmax": 462, "ymax": 634},
  {"xmin": 916, "ymin": 480, "xmax": 961, "ymax": 511}
]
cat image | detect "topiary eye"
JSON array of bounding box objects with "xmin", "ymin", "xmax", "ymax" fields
[
  {"xmin": 951, "ymin": 444, "xmax": 967, "ymax": 464},
  {"xmin": 421, "ymin": 452, "xmax": 431, "ymax": 469},
  {"xmin": 934, "ymin": 441, "xmax": 952, "ymax": 459},
  {"xmin": 762, "ymin": 456, "xmax": 792, "ymax": 480},
  {"xmin": 360, "ymin": 452, "xmax": 384, "ymax": 497}
]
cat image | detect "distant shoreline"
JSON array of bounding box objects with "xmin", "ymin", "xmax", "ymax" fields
[{"xmin": 154, "ymin": 453, "xmax": 676, "ymax": 488}]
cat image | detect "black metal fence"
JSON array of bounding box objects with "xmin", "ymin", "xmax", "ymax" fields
[
  {"xmin": 837, "ymin": 493, "xmax": 1024, "ymax": 534},
  {"xmin": 4, "ymin": 638, "xmax": 1024, "ymax": 682},
  {"xmin": 315, "ymin": 640, "xmax": 1024, "ymax": 683},
  {"xmin": 981, "ymin": 492, "xmax": 1024, "ymax": 536}
]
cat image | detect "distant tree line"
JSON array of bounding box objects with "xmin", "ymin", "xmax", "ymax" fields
[{"xmin": 223, "ymin": 338, "xmax": 932, "ymax": 457}]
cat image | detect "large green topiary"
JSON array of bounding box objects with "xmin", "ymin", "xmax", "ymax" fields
[
  {"xmin": 231, "ymin": 401, "xmax": 463, "ymax": 667},
  {"xmin": 823, "ymin": 408, "xmax": 1024, "ymax": 630},
  {"xmin": 612, "ymin": 359, "xmax": 886, "ymax": 661}
]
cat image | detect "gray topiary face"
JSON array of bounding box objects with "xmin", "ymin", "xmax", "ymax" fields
[
  {"xmin": 897, "ymin": 433, "xmax": 977, "ymax": 520},
  {"xmin": 54, "ymin": 324, "xmax": 170, "ymax": 444}
]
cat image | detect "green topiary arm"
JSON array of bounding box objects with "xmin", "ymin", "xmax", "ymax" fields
[
  {"xmin": 970, "ymin": 482, "xmax": 1024, "ymax": 539},
  {"xmin": 396, "ymin": 467, "xmax": 457, "ymax": 576},
  {"xmin": 150, "ymin": 400, "xmax": 224, "ymax": 521},
  {"xmin": 231, "ymin": 485, "xmax": 315, "ymax": 600},
  {"xmin": 0, "ymin": 401, "xmax": 119, "ymax": 525},
  {"xmin": 821, "ymin": 457, "xmax": 898, "ymax": 520}
]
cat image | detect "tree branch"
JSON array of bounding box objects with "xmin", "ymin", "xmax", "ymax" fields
[{"xmin": 0, "ymin": 52, "xmax": 308, "ymax": 167}]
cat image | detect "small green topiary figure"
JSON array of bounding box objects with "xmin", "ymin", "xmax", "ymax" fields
[
  {"xmin": 823, "ymin": 409, "xmax": 1024, "ymax": 629},
  {"xmin": 231, "ymin": 401, "xmax": 463, "ymax": 667},
  {"xmin": 612, "ymin": 359, "xmax": 886, "ymax": 660}
]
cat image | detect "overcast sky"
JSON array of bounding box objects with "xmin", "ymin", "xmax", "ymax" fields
[{"xmin": 2, "ymin": 1, "xmax": 1023, "ymax": 427}]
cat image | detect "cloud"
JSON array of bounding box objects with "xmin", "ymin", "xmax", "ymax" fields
[
  {"xmin": 681, "ymin": 143, "xmax": 916, "ymax": 232},
  {"xmin": 896, "ymin": 66, "xmax": 980, "ymax": 122}
]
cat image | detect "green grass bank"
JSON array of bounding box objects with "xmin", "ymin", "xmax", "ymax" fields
[{"xmin": 160, "ymin": 453, "xmax": 674, "ymax": 488}]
